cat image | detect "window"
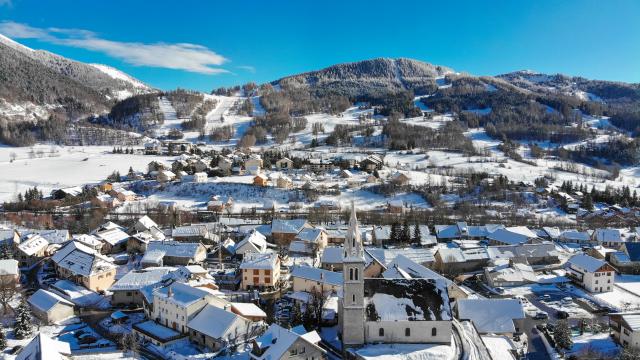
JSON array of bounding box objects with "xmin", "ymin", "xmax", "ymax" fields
[
  {"xmin": 379, "ymin": 328, "xmax": 384, "ymax": 337},
  {"xmin": 595, "ymin": 280, "xmax": 598, "ymax": 284},
  {"xmin": 300, "ymin": 347, "xmax": 305, "ymax": 353},
  {"xmin": 352, "ymin": 294, "xmax": 356, "ymax": 303},
  {"xmin": 290, "ymin": 349, "xmax": 298, "ymax": 356},
  {"xmin": 355, "ymin": 268, "xmax": 359, "ymax": 281},
  {"xmin": 265, "ymin": 270, "xmax": 271, "ymax": 276},
  {"xmin": 265, "ymin": 277, "xmax": 271, "ymax": 283},
  {"xmin": 253, "ymin": 277, "xmax": 259, "ymax": 284},
  {"xmin": 405, "ymin": 328, "xmax": 411, "ymax": 337},
  {"xmin": 253, "ymin": 269, "xmax": 259, "ymax": 275},
  {"xmin": 432, "ymin": 328, "xmax": 437, "ymax": 337},
  {"xmin": 349, "ymin": 268, "xmax": 354, "ymax": 281},
  {"xmin": 624, "ymin": 329, "xmax": 631, "ymax": 336}
]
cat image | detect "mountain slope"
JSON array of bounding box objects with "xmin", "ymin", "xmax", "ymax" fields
[
  {"xmin": 0, "ymin": 34, "xmax": 152, "ymax": 121},
  {"xmin": 274, "ymin": 57, "xmax": 453, "ymax": 99}
]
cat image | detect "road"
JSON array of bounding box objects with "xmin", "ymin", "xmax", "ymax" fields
[{"xmin": 522, "ymin": 318, "xmax": 552, "ymax": 360}]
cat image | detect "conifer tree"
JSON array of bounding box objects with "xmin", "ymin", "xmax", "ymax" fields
[{"xmin": 14, "ymin": 300, "xmax": 33, "ymax": 339}]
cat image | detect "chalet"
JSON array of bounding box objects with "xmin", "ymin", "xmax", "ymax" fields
[
  {"xmin": 28, "ymin": 289, "xmax": 75, "ymax": 324},
  {"xmin": 290, "ymin": 227, "xmax": 327, "ymax": 256},
  {"xmin": 325, "ymin": 228, "xmax": 347, "ymax": 244},
  {"xmin": 359, "ymin": 154, "xmax": 383, "ymax": 171},
  {"xmin": 230, "ymin": 302, "xmax": 267, "ymax": 321},
  {"xmin": 321, "ymin": 246, "xmax": 344, "ymax": 271},
  {"xmin": 484, "ymin": 260, "xmax": 537, "ymax": 288},
  {"xmin": 127, "ymin": 230, "xmax": 165, "ymax": 253},
  {"xmin": 218, "ymin": 157, "xmax": 233, "ymax": 171},
  {"xmin": 135, "ymin": 215, "xmax": 159, "ymax": 233},
  {"xmin": 486, "ymin": 226, "xmax": 538, "ymax": 246},
  {"xmin": 434, "ymin": 247, "xmax": 490, "ymax": 274},
  {"xmin": 94, "ymin": 227, "xmax": 130, "ymax": 254},
  {"xmin": 390, "ymin": 172, "xmax": 411, "ymax": 186},
  {"xmin": 172, "ymin": 224, "xmax": 210, "ymax": 242},
  {"xmin": 144, "ymin": 141, "xmax": 162, "ymax": 155},
  {"xmin": 275, "ymin": 157, "xmax": 294, "ymax": 170},
  {"xmin": 566, "ymin": 254, "xmax": 615, "ymax": 293},
  {"xmin": 271, "ymin": 219, "xmax": 310, "ymax": 246},
  {"xmin": 235, "ymin": 230, "xmax": 268, "ymax": 256},
  {"xmin": 610, "ymin": 312, "xmax": 640, "ymax": 348},
  {"xmin": 0, "ymin": 259, "xmax": 19, "ymax": 282},
  {"xmin": 457, "ymin": 299, "xmax": 525, "ymax": 336},
  {"xmin": 15, "ymin": 234, "xmax": 49, "ymax": 269},
  {"xmin": 290, "ymin": 266, "xmax": 342, "ymax": 294},
  {"xmin": 51, "ymin": 241, "xmax": 117, "ymax": 292},
  {"xmin": 611, "ymin": 242, "xmax": 640, "ymax": 272},
  {"xmin": 95, "ymin": 194, "xmax": 120, "ymax": 208},
  {"xmin": 193, "ymin": 159, "xmax": 210, "ymax": 173},
  {"xmin": 157, "ymin": 170, "xmax": 176, "ymax": 183},
  {"xmin": 486, "ymin": 243, "xmax": 560, "ymax": 265},
  {"xmin": 594, "ymin": 228, "xmax": 625, "ymax": 248},
  {"xmin": 51, "ymin": 186, "xmax": 83, "ymax": 200},
  {"xmin": 110, "ymin": 267, "xmax": 173, "ymax": 307},
  {"xmin": 239, "ymin": 252, "xmax": 281, "ymax": 291},
  {"xmin": 73, "ymin": 234, "xmax": 103, "ymax": 252},
  {"xmin": 276, "ymin": 175, "xmax": 293, "ymax": 189},
  {"xmin": 184, "ymin": 172, "xmax": 208, "ymax": 183},
  {"xmin": 306, "ymin": 158, "xmax": 334, "ymax": 172},
  {"xmin": 244, "ymin": 154, "xmax": 263, "ymax": 169},
  {"xmin": 253, "ymin": 174, "xmax": 268, "ymax": 186},
  {"xmin": 188, "ymin": 303, "xmax": 260, "ymax": 352},
  {"xmin": 250, "ymin": 324, "xmax": 327, "ymax": 360},
  {"xmin": 558, "ymin": 229, "xmax": 593, "ymax": 244},
  {"xmin": 142, "ymin": 241, "xmax": 207, "ymax": 267},
  {"xmin": 147, "ymin": 160, "xmax": 166, "ymax": 173}
]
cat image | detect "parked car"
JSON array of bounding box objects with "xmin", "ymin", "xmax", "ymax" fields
[
  {"xmin": 539, "ymin": 294, "xmax": 551, "ymax": 301},
  {"xmin": 561, "ymin": 297, "xmax": 572, "ymax": 304},
  {"xmin": 557, "ymin": 311, "xmax": 570, "ymax": 319},
  {"xmin": 534, "ymin": 311, "xmax": 549, "ymax": 320}
]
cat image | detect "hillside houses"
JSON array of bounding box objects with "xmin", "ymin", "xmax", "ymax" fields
[
  {"xmin": 51, "ymin": 241, "xmax": 117, "ymax": 292},
  {"xmin": 239, "ymin": 252, "xmax": 281, "ymax": 291},
  {"xmin": 566, "ymin": 254, "xmax": 615, "ymax": 293}
]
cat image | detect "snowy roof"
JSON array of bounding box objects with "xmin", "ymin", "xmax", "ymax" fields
[
  {"xmin": 188, "ymin": 304, "xmax": 250, "ymax": 339},
  {"xmin": 73, "ymin": 234, "xmax": 102, "ymax": 248},
  {"xmin": 133, "ymin": 320, "xmax": 183, "ymax": 342},
  {"xmin": 363, "ymin": 278, "xmax": 451, "ymax": 321},
  {"xmin": 0, "ymin": 259, "xmax": 19, "ymax": 276},
  {"xmin": 137, "ymin": 215, "xmax": 158, "ymax": 230},
  {"xmin": 240, "ymin": 252, "xmax": 279, "ymax": 270},
  {"xmin": 487, "ymin": 227, "xmax": 537, "ymax": 245},
  {"xmin": 372, "ymin": 226, "xmax": 391, "ymax": 240},
  {"xmin": 51, "ymin": 241, "xmax": 116, "ymax": 276},
  {"xmin": 437, "ymin": 247, "xmax": 489, "ymax": 263},
  {"xmin": 31, "ymin": 229, "xmax": 70, "ymax": 244},
  {"xmin": 154, "ymin": 282, "xmax": 211, "ymax": 306},
  {"xmin": 621, "ymin": 314, "xmax": 640, "ymax": 331},
  {"xmin": 141, "ymin": 250, "xmax": 166, "ymax": 264},
  {"xmin": 291, "ymin": 266, "xmax": 342, "ymax": 287},
  {"xmin": 95, "ymin": 227, "xmax": 129, "ymax": 246},
  {"xmin": 624, "ymin": 242, "xmax": 640, "ymax": 262},
  {"xmin": 366, "ymin": 248, "xmax": 435, "ymax": 266},
  {"xmin": 595, "ymin": 228, "xmax": 622, "ymax": 242},
  {"xmin": 295, "ymin": 227, "xmax": 324, "ymax": 242},
  {"xmin": 289, "ymin": 241, "xmax": 313, "ymax": 254},
  {"xmin": 146, "ymin": 241, "xmax": 203, "ymax": 258},
  {"xmin": 567, "ymin": 254, "xmax": 609, "ymax": 273},
  {"xmin": 252, "ymin": 324, "xmax": 325, "ymax": 360},
  {"xmin": 109, "ymin": 268, "xmax": 173, "ymax": 291},
  {"xmin": 321, "ymin": 246, "xmax": 343, "ymax": 264},
  {"xmin": 559, "ymin": 229, "xmax": 591, "ymax": 242},
  {"xmin": 17, "ymin": 234, "xmax": 49, "ymax": 256},
  {"xmin": 172, "ymin": 225, "xmax": 208, "ymax": 238},
  {"xmin": 28, "ymin": 289, "xmax": 74, "ymax": 312},
  {"xmin": 485, "ymin": 262, "xmax": 537, "ymax": 284},
  {"xmin": 236, "ymin": 230, "xmax": 267, "ymax": 253},
  {"xmin": 17, "ymin": 333, "xmax": 71, "ymax": 360},
  {"xmin": 381, "ymin": 255, "xmax": 453, "ymax": 287},
  {"xmin": 231, "ymin": 302, "xmax": 267, "ymax": 318},
  {"xmin": 457, "ymin": 299, "xmax": 525, "ymax": 334},
  {"xmin": 486, "ymin": 243, "xmax": 559, "ymax": 260},
  {"xmin": 271, "ymin": 219, "xmax": 308, "ymax": 234}
]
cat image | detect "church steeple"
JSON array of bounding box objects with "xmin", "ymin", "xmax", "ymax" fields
[{"xmin": 344, "ymin": 202, "xmax": 364, "ymax": 260}]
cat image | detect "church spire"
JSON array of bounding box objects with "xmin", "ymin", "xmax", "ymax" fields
[{"xmin": 345, "ymin": 202, "xmax": 364, "ymax": 260}]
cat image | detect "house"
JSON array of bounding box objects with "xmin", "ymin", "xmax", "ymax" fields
[
  {"xmin": 16, "ymin": 334, "xmax": 71, "ymax": 360},
  {"xmin": 110, "ymin": 267, "xmax": 173, "ymax": 307},
  {"xmin": 253, "ymin": 174, "xmax": 268, "ymax": 186},
  {"xmin": 231, "ymin": 302, "xmax": 267, "ymax": 321},
  {"xmin": 457, "ymin": 299, "xmax": 526, "ymax": 336},
  {"xmin": 390, "ymin": 172, "xmax": 411, "ymax": 186},
  {"xmin": 164, "ymin": 265, "xmax": 219, "ymax": 290},
  {"xmin": 486, "ymin": 226, "xmax": 538, "ymax": 246},
  {"xmin": 321, "ymin": 247, "xmax": 344, "ymax": 271},
  {"xmin": 133, "ymin": 320, "xmax": 185, "ymax": 350},
  {"xmin": 387, "ymin": 200, "xmax": 405, "ymax": 214},
  {"xmin": 28, "ymin": 289, "xmax": 75, "ymax": 324},
  {"xmin": 115, "ymin": 189, "xmax": 136, "ymax": 202},
  {"xmin": 486, "ymin": 243, "xmax": 560, "ymax": 265},
  {"xmin": 271, "ymin": 219, "xmax": 310, "ymax": 246},
  {"xmin": 188, "ymin": 303, "xmax": 261, "ymax": 351},
  {"xmin": 275, "ymin": 157, "xmax": 294, "ymax": 170},
  {"xmin": 244, "ymin": 154, "xmax": 263, "ymax": 169},
  {"xmin": 135, "ymin": 215, "xmax": 159, "ymax": 233},
  {"xmin": 151, "ymin": 282, "xmax": 222, "ymax": 334},
  {"xmin": 371, "ymin": 225, "xmax": 391, "ymax": 247},
  {"xmin": 218, "ymin": 157, "xmax": 233, "ymax": 171},
  {"xmin": 15, "ymin": 234, "xmax": 49, "ymax": 269},
  {"xmin": 51, "ymin": 186, "xmax": 83, "ymax": 200},
  {"xmin": 127, "ymin": 231, "xmax": 164, "ymax": 253},
  {"xmin": 94, "ymin": 227, "xmax": 130, "ymax": 254},
  {"xmin": 306, "ymin": 158, "xmax": 334, "ymax": 172},
  {"xmin": 325, "ymin": 228, "xmax": 347, "ymax": 244},
  {"xmin": 340, "ymin": 206, "xmax": 452, "ymax": 349},
  {"xmin": 434, "ymin": 247, "xmax": 490, "ymax": 274},
  {"xmin": 484, "ymin": 260, "xmax": 538, "ymax": 288},
  {"xmin": 185, "ymin": 172, "xmax": 208, "ymax": 183},
  {"xmin": 95, "ymin": 194, "xmax": 120, "ymax": 208},
  {"xmin": 239, "ymin": 252, "xmax": 281, "ymax": 291},
  {"xmin": 157, "ymin": 170, "xmax": 176, "ymax": 183},
  {"xmin": 558, "ymin": 229, "xmax": 593, "ymax": 244},
  {"xmin": 276, "ymin": 175, "xmax": 293, "ymax": 189},
  {"xmin": 290, "ymin": 266, "xmax": 342, "ymax": 294},
  {"xmin": 566, "ymin": 254, "xmax": 615, "ymax": 293},
  {"xmin": 594, "ymin": 228, "xmax": 624, "ymax": 248},
  {"xmin": 211, "ymin": 238, "xmax": 237, "ymax": 262},
  {"xmin": 144, "ymin": 141, "xmax": 162, "ymax": 155},
  {"xmin": 73, "ymin": 234, "xmax": 103, "ymax": 252},
  {"xmin": 250, "ymin": 323, "xmax": 327, "ymax": 360},
  {"xmin": 235, "ymin": 230, "xmax": 268, "ymax": 256},
  {"xmin": 290, "ymin": 227, "xmax": 327, "ymax": 256},
  {"xmin": 359, "ymin": 154, "xmax": 383, "ymax": 172},
  {"xmin": 611, "ymin": 242, "xmax": 640, "ymax": 272},
  {"xmin": 0, "ymin": 259, "xmax": 19, "ymax": 282},
  {"xmin": 142, "ymin": 241, "xmax": 207, "ymax": 267},
  {"xmin": 172, "ymin": 224, "xmax": 210, "ymax": 242},
  {"xmin": 610, "ymin": 312, "xmax": 640, "ymax": 348},
  {"xmin": 51, "ymin": 241, "xmax": 117, "ymax": 292}
]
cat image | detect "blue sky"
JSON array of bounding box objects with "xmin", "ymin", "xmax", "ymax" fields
[{"xmin": 1, "ymin": 0, "xmax": 638, "ymax": 91}]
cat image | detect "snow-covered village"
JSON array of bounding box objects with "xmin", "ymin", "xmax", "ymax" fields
[{"xmin": 1, "ymin": 2, "xmax": 640, "ymax": 360}]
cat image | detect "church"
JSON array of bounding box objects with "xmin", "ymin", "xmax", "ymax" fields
[{"xmin": 339, "ymin": 205, "xmax": 453, "ymax": 349}]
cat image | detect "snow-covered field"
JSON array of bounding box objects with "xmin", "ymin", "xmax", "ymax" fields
[{"xmin": 0, "ymin": 145, "xmax": 174, "ymax": 202}]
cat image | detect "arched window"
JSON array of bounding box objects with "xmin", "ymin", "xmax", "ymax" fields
[
  {"xmin": 405, "ymin": 328, "xmax": 411, "ymax": 337},
  {"xmin": 352, "ymin": 238, "xmax": 356, "ymax": 248},
  {"xmin": 431, "ymin": 327, "xmax": 437, "ymax": 337},
  {"xmin": 355, "ymin": 268, "xmax": 359, "ymax": 281},
  {"xmin": 379, "ymin": 328, "xmax": 384, "ymax": 337},
  {"xmin": 352, "ymin": 294, "xmax": 356, "ymax": 303},
  {"xmin": 349, "ymin": 268, "xmax": 354, "ymax": 281}
]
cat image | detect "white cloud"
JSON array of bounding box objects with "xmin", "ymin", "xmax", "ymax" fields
[
  {"xmin": 0, "ymin": 21, "xmax": 229, "ymax": 74},
  {"xmin": 237, "ymin": 65, "xmax": 256, "ymax": 73}
]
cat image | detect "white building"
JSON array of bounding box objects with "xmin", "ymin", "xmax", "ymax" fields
[{"xmin": 566, "ymin": 254, "xmax": 615, "ymax": 293}]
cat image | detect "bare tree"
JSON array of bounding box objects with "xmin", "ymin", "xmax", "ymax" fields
[{"xmin": 0, "ymin": 277, "xmax": 18, "ymax": 314}]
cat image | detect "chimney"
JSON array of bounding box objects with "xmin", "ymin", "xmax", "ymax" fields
[{"xmin": 167, "ymin": 286, "xmax": 173, "ymax": 298}]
